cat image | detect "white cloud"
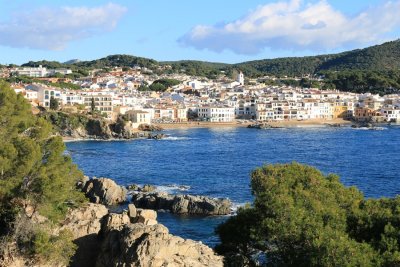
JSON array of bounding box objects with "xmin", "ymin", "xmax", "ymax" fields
[
  {"xmin": 179, "ymin": 0, "xmax": 400, "ymax": 54},
  {"xmin": 0, "ymin": 3, "xmax": 127, "ymax": 50}
]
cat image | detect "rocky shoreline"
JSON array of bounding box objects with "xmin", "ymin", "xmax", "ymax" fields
[
  {"xmin": 74, "ymin": 177, "xmax": 227, "ymax": 266},
  {"xmin": 4, "ymin": 177, "xmax": 226, "ymax": 266},
  {"xmin": 80, "ymin": 177, "xmax": 232, "ymax": 216}
]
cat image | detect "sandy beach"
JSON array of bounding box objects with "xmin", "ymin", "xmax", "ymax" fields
[{"xmin": 155, "ymin": 119, "xmax": 352, "ymax": 129}]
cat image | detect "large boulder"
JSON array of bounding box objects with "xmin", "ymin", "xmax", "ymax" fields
[
  {"xmin": 61, "ymin": 203, "xmax": 109, "ymax": 238},
  {"xmin": 61, "ymin": 203, "xmax": 109, "ymax": 267},
  {"xmin": 102, "ymin": 212, "xmax": 131, "ymax": 232},
  {"xmin": 82, "ymin": 178, "xmax": 127, "ymax": 205},
  {"xmin": 96, "ymin": 223, "xmax": 223, "ymax": 267},
  {"xmin": 132, "ymin": 192, "xmax": 232, "ymax": 215}
]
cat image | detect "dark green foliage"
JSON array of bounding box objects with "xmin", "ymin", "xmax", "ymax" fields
[
  {"xmin": 321, "ymin": 70, "xmax": 400, "ymax": 94},
  {"xmin": 163, "ymin": 60, "xmax": 228, "ymax": 78},
  {"xmin": 217, "ymin": 162, "xmax": 400, "ymax": 266},
  {"xmin": 91, "ymin": 97, "xmax": 96, "ymax": 114},
  {"xmin": 49, "ymin": 96, "xmax": 59, "ymax": 110},
  {"xmin": 3, "ymin": 76, "xmax": 81, "ymax": 90},
  {"xmin": 75, "ymin": 54, "xmax": 158, "ymax": 69},
  {"xmin": 0, "ymin": 82, "xmax": 86, "ymax": 264},
  {"xmin": 39, "ymin": 111, "xmax": 89, "ymax": 132},
  {"xmin": 22, "ymin": 60, "xmax": 67, "ymax": 69},
  {"xmin": 149, "ymin": 83, "xmax": 166, "ymax": 92},
  {"xmin": 148, "ymin": 78, "xmax": 181, "ymax": 92},
  {"xmin": 138, "ymin": 85, "xmax": 150, "ymax": 91},
  {"xmin": 51, "ymin": 81, "xmax": 81, "ymax": 90}
]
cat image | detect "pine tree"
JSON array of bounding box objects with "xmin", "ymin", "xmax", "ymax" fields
[{"xmin": 0, "ymin": 81, "xmax": 86, "ymax": 265}]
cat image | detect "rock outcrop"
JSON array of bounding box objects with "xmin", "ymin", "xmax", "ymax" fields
[
  {"xmin": 82, "ymin": 178, "xmax": 127, "ymax": 205},
  {"xmin": 138, "ymin": 123, "xmax": 163, "ymax": 131},
  {"xmin": 61, "ymin": 202, "xmax": 223, "ymax": 267},
  {"xmin": 61, "ymin": 203, "xmax": 109, "ymax": 267},
  {"xmin": 97, "ymin": 223, "xmax": 223, "ymax": 267},
  {"xmin": 132, "ymin": 192, "xmax": 232, "ymax": 215},
  {"xmin": 61, "ymin": 203, "xmax": 109, "ymax": 238}
]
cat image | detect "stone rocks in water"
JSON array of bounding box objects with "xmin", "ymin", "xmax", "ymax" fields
[
  {"xmin": 148, "ymin": 133, "xmax": 165, "ymax": 140},
  {"xmin": 141, "ymin": 184, "xmax": 156, "ymax": 192},
  {"xmin": 82, "ymin": 177, "xmax": 127, "ymax": 205},
  {"xmin": 97, "ymin": 223, "xmax": 223, "ymax": 267},
  {"xmin": 138, "ymin": 123, "xmax": 163, "ymax": 131},
  {"xmin": 132, "ymin": 192, "xmax": 232, "ymax": 215}
]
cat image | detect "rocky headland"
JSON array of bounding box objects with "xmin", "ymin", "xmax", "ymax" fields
[
  {"xmin": 41, "ymin": 111, "xmax": 165, "ymax": 141},
  {"xmin": 3, "ymin": 177, "xmax": 225, "ymax": 267}
]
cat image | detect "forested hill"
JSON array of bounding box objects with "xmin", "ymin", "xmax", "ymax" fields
[
  {"xmin": 22, "ymin": 55, "xmax": 158, "ymax": 70},
  {"xmin": 234, "ymin": 40, "xmax": 400, "ymax": 76},
  {"xmin": 20, "ymin": 40, "xmax": 400, "ymax": 78}
]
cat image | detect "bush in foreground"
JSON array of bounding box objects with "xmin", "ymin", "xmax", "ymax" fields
[{"xmin": 217, "ymin": 162, "xmax": 400, "ymax": 266}]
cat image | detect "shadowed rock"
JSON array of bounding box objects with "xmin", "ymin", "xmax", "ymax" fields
[{"xmin": 82, "ymin": 178, "xmax": 127, "ymax": 206}]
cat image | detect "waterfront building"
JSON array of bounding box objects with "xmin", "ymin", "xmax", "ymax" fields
[
  {"xmin": 197, "ymin": 105, "xmax": 235, "ymax": 122},
  {"xmin": 126, "ymin": 110, "xmax": 151, "ymax": 125}
]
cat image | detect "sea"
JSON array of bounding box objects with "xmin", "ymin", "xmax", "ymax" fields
[{"xmin": 66, "ymin": 125, "xmax": 400, "ymax": 247}]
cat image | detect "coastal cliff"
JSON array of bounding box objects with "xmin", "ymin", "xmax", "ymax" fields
[{"xmin": 40, "ymin": 111, "xmax": 162, "ymax": 140}]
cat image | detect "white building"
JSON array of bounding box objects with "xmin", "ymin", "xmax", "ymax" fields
[
  {"xmin": 60, "ymin": 92, "xmax": 84, "ymax": 106},
  {"xmin": 126, "ymin": 110, "xmax": 151, "ymax": 125},
  {"xmin": 237, "ymin": 71, "xmax": 244, "ymax": 86},
  {"xmin": 16, "ymin": 65, "xmax": 47, "ymax": 77},
  {"xmin": 82, "ymin": 93, "xmax": 113, "ymax": 116},
  {"xmin": 197, "ymin": 105, "xmax": 235, "ymax": 122},
  {"xmin": 25, "ymin": 89, "xmax": 38, "ymax": 103},
  {"xmin": 381, "ymin": 105, "xmax": 400, "ymax": 122},
  {"xmin": 36, "ymin": 86, "xmax": 61, "ymax": 108},
  {"xmin": 15, "ymin": 65, "xmax": 72, "ymax": 77}
]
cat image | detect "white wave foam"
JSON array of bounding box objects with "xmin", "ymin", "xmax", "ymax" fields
[
  {"xmin": 161, "ymin": 136, "xmax": 191, "ymax": 141},
  {"xmin": 230, "ymin": 202, "xmax": 247, "ymax": 214},
  {"xmin": 155, "ymin": 184, "xmax": 191, "ymax": 193}
]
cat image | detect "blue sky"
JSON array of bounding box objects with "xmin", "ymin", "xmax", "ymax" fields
[{"xmin": 0, "ymin": 0, "xmax": 399, "ymax": 65}]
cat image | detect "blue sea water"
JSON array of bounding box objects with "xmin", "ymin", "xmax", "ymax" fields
[{"xmin": 66, "ymin": 125, "xmax": 400, "ymax": 247}]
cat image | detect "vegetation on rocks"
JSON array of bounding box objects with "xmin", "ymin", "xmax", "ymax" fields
[
  {"xmin": 216, "ymin": 162, "xmax": 400, "ymax": 266},
  {"xmin": 0, "ymin": 81, "xmax": 86, "ymax": 265}
]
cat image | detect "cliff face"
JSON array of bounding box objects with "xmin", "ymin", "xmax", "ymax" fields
[
  {"xmin": 1, "ymin": 178, "xmax": 224, "ymax": 267},
  {"xmin": 2, "ymin": 203, "xmax": 223, "ymax": 267},
  {"xmin": 40, "ymin": 111, "xmax": 142, "ymax": 140},
  {"xmin": 64, "ymin": 204, "xmax": 223, "ymax": 267}
]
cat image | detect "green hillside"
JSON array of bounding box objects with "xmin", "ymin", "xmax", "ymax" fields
[
  {"xmin": 19, "ymin": 40, "xmax": 400, "ymax": 77},
  {"xmin": 233, "ymin": 40, "xmax": 400, "ymax": 76},
  {"xmin": 16, "ymin": 40, "xmax": 400, "ymax": 93}
]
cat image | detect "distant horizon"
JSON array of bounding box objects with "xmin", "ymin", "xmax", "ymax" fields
[{"xmin": 1, "ymin": 0, "xmax": 399, "ymax": 65}]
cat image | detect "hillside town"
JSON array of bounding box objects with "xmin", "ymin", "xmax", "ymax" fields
[{"xmin": 4, "ymin": 64, "xmax": 400, "ymax": 126}]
